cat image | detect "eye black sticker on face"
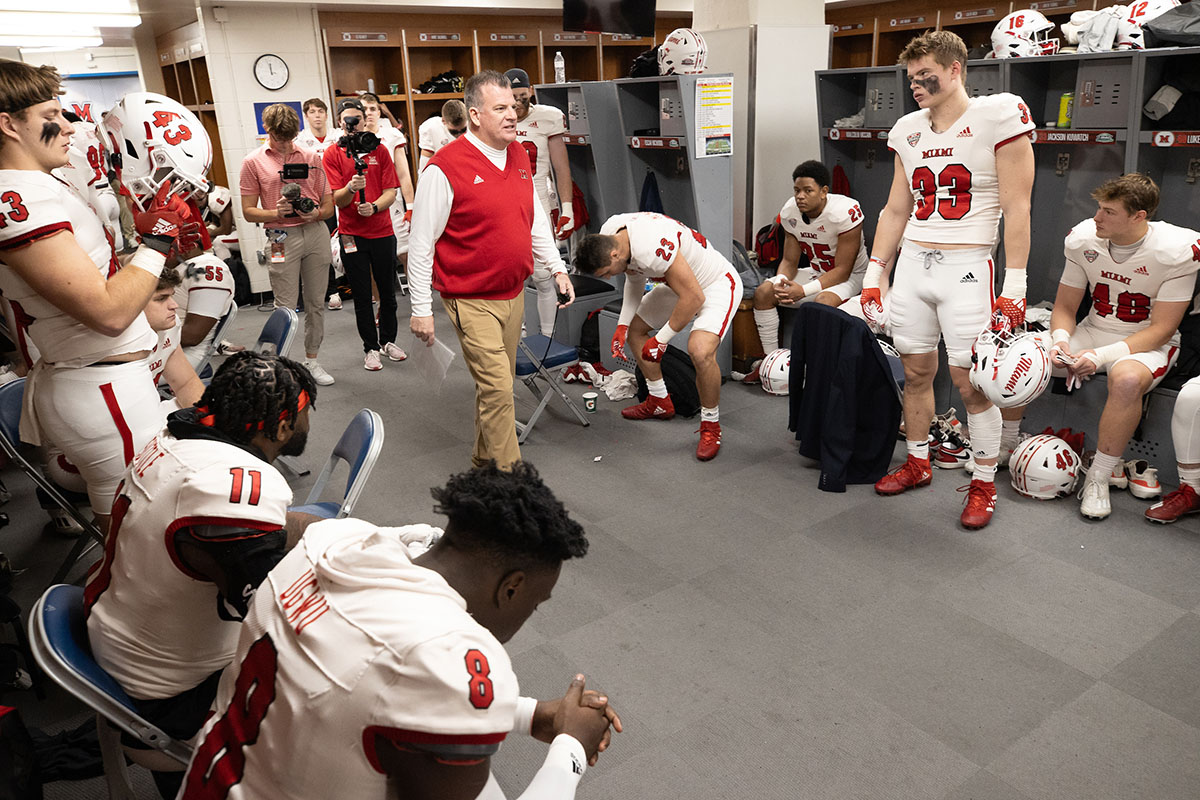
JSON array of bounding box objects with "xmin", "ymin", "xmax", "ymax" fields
[
  {"xmin": 912, "ymin": 75, "xmax": 941, "ymax": 96},
  {"xmin": 41, "ymin": 120, "xmax": 62, "ymax": 144}
]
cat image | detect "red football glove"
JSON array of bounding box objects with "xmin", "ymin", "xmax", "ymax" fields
[
  {"xmin": 611, "ymin": 324, "xmax": 628, "ymax": 361},
  {"xmin": 553, "ymin": 201, "xmax": 574, "ymax": 240},
  {"xmin": 860, "ymin": 288, "xmax": 884, "ymax": 331},
  {"xmin": 642, "ymin": 336, "xmax": 668, "ymax": 363},
  {"xmin": 992, "ymin": 296, "xmax": 1026, "ymax": 332},
  {"xmin": 403, "ymin": 208, "xmax": 413, "ymax": 224},
  {"xmin": 134, "ymin": 183, "xmax": 193, "ymax": 255}
]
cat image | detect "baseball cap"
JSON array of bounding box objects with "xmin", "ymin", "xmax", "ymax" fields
[
  {"xmin": 504, "ymin": 68, "xmax": 531, "ymax": 89},
  {"xmin": 337, "ymin": 97, "xmax": 365, "ymax": 114}
]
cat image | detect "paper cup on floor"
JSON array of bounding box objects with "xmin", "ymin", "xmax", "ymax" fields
[{"xmin": 582, "ymin": 391, "xmax": 598, "ymax": 412}]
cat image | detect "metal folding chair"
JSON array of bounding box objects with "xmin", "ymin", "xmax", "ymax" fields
[
  {"xmin": 514, "ymin": 335, "xmax": 590, "ymax": 444},
  {"xmin": 289, "ymin": 409, "xmax": 384, "ymax": 519},
  {"xmin": 0, "ymin": 379, "xmax": 104, "ymax": 584},
  {"xmin": 28, "ymin": 585, "xmax": 193, "ymax": 798}
]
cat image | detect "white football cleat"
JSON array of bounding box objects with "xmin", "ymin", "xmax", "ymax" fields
[{"xmin": 1078, "ymin": 471, "xmax": 1112, "ymax": 520}]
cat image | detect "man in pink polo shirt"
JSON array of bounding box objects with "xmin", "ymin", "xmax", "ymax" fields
[{"xmin": 239, "ymin": 103, "xmax": 336, "ymax": 385}]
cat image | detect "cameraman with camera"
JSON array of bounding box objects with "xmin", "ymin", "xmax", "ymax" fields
[
  {"xmin": 323, "ymin": 98, "xmax": 405, "ymax": 371},
  {"xmin": 239, "ymin": 103, "xmax": 336, "ymax": 385}
]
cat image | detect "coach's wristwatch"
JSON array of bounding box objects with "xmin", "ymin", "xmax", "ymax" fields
[{"xmin": 371, "ymin": 202, "xmax": 378, "ymax": 215}]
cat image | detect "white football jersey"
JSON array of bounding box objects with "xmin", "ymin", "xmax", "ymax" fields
[
  {"xmin": 888, "ymin": 92, "xmax": 1035, "ymax": 246},
  {"xmin": 175, "ymin": 252, "xmax": 234, "ymax": 367},
  {"xmin": 377, "ymin": 124, "xmax": 408, "ymax": 159},
  {"xmin": 54, "ymin": 121, "xmax": 109, "ymax": 201},
  {"xmin": 419, "ymin": 115, "xmax": 453, "ymax": 154},
  {"xmin": 0, "ymin": 170, "xmax": 155, "ymax": 367},
  {"xmin": 1062, "ymin": 218, "xmax": 1200, "ymax": 338},
  {"xmin": 514, "ymin": 104, "xmax": 567, "ymax": 208},
  {"xmin": 85, "ymin": 431, "xmax": 291, "ymax": 700},
  {"xmin": 295, "ymin": 128, "xmax": 342, "ymax": 156},
  {"xmin": 777, "ymin": 193, "xmax": 868, "ymax": 278},
  {"xmin": 601, "ymin": 212, "xmax": 734, "ymax": 288},
  {"xmin": 147, "ymin": 321, "xmax": 180, "ymax": 386},
  {"xmin": 181, "ymin": 518, "xmax": 517, "ymax": 800}
]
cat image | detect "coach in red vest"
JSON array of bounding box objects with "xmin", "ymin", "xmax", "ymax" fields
[{"xmin": 409, "ymin": 70, "xmax": 575, "ymax": 468}]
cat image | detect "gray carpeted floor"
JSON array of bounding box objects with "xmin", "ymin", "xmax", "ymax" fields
[{"xmin": 3, "ymin": 291, "xmax": 1199, "ymax": 799}]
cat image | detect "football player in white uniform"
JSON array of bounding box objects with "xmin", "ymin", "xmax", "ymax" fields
[
  {"xmin": 362, "ymin": 93, "xmax": 416, "ymax": 265},
  {"xmin": 418, "ymin": 99, "xmax": 467, "ymax": 172},
  {"xmin": 746, "ymin": 160, "xmax": 868, "ymax": 384},
  {"xmin": 1042, "ymin": 174, "xmax": 1198, "ymax": 519},
  {"xmin": 576, "ymin": 212, "xmax": 743, "ymax": 461},
  {"xmin": 145, "ymin": 265, "xmax": 204, "ymax": 411},
  {"xmin": 174, "ymin": 245, "xmax": 235, "ymax": 369},
  {"xmin": 85, "ymin": 352, "xmax": 317, "ymax": 797},
  {"xmin": 180, "ymin": 463, "xmax": 620, "ymax": 800},
  {"xmin": 0, "ymin": 61, "xmax": 197, "ymax": 530},
  {"xmin": 55, "ymin": 110, "xmax": 123, "ymax": 249},
  {"xmin": 862, "ymin": 31, "xmax": 1035, "ymax": 530},
  {"xmin": 1147, "ymin": 375, "xmax": 1200, "ymax": 523},
  {"xmin": 506, "ymin": 68, "xmax": 576, "ymax": 337},
  {"xmin": 295, "ymin": 97, "xmax": 342, "ymax": 156}
]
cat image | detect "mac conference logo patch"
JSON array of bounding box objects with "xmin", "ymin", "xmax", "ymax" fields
[
  {"xmin": 1084, "ymin": 249, "xmax": 1099, "ymax": 263},
  {"xmin": 907, "ymin": 132, "xmax": 921, "ymax": 147}
]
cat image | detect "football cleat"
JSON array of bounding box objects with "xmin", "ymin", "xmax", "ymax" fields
[
  {"xmin": 1144, "ymin": 484, "xmax": 1200, "ymax": 524},
  {"xmin": 741, "ymin": 359, "xmax": 762, "ymax": 385},
  {"xmin": 1078, "ymin": 471, "xmax": 1112, "ymax": 519},
  {"xmin": 622, "ymin": 394, "xmax": 675, "ymax": 421},
  {"xmin": 1125, "ymin": 460, "xmax": 1161, "ymax": 499},
  {"xmin": 875, "ymin": 455, "xmax": 932, "ymax": 495},
  {"xmin": 959, "ymin": 479, "xmax": 997, "ymax": 530},
  {"xmin": 696, "ymin": 421, "xmax": 721, "ymax": 461}
]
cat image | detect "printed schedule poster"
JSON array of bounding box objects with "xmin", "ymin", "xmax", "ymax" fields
[{"xmin": 695, "ymin": 77, "xmax": 733, "ymax": 158}]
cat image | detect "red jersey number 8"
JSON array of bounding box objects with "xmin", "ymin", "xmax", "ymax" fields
[{"xmin": 465, "ymin": 649, "xmax": 495, "ymax": 709}]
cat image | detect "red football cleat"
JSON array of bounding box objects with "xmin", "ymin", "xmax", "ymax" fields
[
  {"xmin": 621, "ymin": 394, "xmax": 675, "ymax": 420},
  {"xmin": 875, "ymin": 455, "xmax": 932, "ymax": 495},
  {"xmin": 959, "ymin": 479, "xmax": 997, "ymax": 530},
  {"xmin": 696, "ymin": 421, "xmax": 721, "ymax": 461},
  {"xmin": 1144, "ymin": 483, "xmax": 1200, "ymax": 524}
]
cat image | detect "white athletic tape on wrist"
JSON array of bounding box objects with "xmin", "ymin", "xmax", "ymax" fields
[
  {"xmin": 127, "ymin": 246, "xmax": 167, "ymax": 276},
  {"xmin": 864, "ymin": 259, "xmax": 886, "ymax": 289},
  {"xmin": 1051, "ymin": 328, "xmax": 1072, "ymax": 347},
  {"xmin": 1000, "ymin": 268, "xmax": 1027, "ymax": 300},
  {"xmin": 513, "ymin": 696, "xmax": 539, "ymax": 735},
  {"xmin": 560, "ymin": 201, "xmax": 573, "ymax": 221},
  {"xmin": 656, "ymin": 323, "xmax": 680, "ymax": 345},
  {"xmin": 801, "ymin": 278, "xmax": 823, "ymax": 299},
  {"xmin": 1092, "ymin": 341, "xmax": 1131, "ymax": 367}
]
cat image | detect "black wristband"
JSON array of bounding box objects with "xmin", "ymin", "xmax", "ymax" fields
[
  {"xmin": 141, "ymin": 234, "xmax": 175, "ymax": 255},
  {"xmin": 371, "ymin": 202, "xmax": 378, "ymax": 214}
]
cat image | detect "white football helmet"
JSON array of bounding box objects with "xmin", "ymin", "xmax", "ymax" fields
[
  {"xmin": 1115, "ymin": 18, "xmax": 1147, "ymax": 49},
  {"xmin": 56, "ymin": 120, "xmax": 108, "ymax": 199},
  {"xmin": 969, "ymin": 328, "xmax": 1052, "ymax": 408},
  {"xmin": 207, "ymin": 185, "xmax": 232, "ymax": 216},
  {"xmin": 992, "ymin": 10, "xmax": 1061, "ymax": 57},
  {"xmin": 759, "ymin": 348, "xmax": 791, "ymax": 395},
  {"xmin": 658, "ymin": 28, "xmax": 707, "ymax": 75},
  {"xmin": 1127, "ymin": 0, "xmax": 1180, "ymax": 25},
  {"xmin": 103, "ymin": 92, "xmax": 211, "ymax": 211},
  {"xmin": 1010, "ymin": 434, "xmax": 1082, "ymax": 499}
]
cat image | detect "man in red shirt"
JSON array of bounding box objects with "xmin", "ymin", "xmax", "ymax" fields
[
  {"xmin": 324, "ymin": 99, "xmax": 405, "ymax": 371},
  {"xmin": 408, "ymin": 70, "xmax": 574, "ymax": 469},
  {"xmin": 239, "ymin": 104, "xmax": 335, "ymax": 385}
]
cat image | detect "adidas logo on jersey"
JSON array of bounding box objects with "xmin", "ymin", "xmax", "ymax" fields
[
  {"xmin": 473, "ymin": 175, "xmax": 484, "ymax": 184},
  {"xmin": 1135, "ymin": 265, "xmax": 1150, "ymax": 275},
  {"xmin": 817, "ymin": 225, "xmax": 826, "ymax": 232},
  {"xmin": 957, "ymin": 126, "xmax": 973, "ymax": 138},
  {"xmin": 528, "ymin": 120, "xmax": 539, "ymax": 128},
  {"xmin": 960, "ymin": 272, "xmax": 977, "ymax": 284}
]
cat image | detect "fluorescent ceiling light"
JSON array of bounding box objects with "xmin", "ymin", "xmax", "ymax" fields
[
  {"xmin": 13, "ymin": 1, "xmax": 139, "ymax": 12},
  {"xmin": 5, "ymin": 12, "xmax": 140, "ymax": 33},
  {"xmin": 3, "ymin": 35, "xmax": 103, "ymax": 48}
]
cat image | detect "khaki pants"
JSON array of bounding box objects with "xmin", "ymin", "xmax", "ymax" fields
[
  {"xmin": 444, "ymin": 295, "xmax": 524, "ymax": 469},
  {"xmin": 266, "ymin": 221, "xmax": 329, "ymax": 356}
]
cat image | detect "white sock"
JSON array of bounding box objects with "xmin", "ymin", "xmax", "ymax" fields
[
  {"xmin": 906, "ymin": 439, "xmax": 929, "ymax": 461},
  {"xmin": 1001, "ymin": 418, "xmax": 1021, "ymax": 449},
  {"xmin": 647, "ymin": 379, "xmax": 668, "ymax": 398},
  {"xmin": 753, "ymin": 308, "xmax": 779, "ymax": 355},
  {"xmin": 1089, "ymin": 451, "xmax": 1122, "ymax": 482},
  {"xmin": 968, "ymin": 406, "xmax": 1002, "ymax": 461},
  {"xmin": 1178, "ymin": 465, "xmax": 1200, "ymax": 490},
  {"xmin": 973, "ymin": 462, "xmax": 997, "ymax": 483},
  {"xmin": 701, "ymin": 405, "xmax": 719, "ymax": 423}
]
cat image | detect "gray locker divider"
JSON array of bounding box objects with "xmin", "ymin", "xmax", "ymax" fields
[
  {"xmin": 1131, "ymin": 46, "xmax": 1200, "ymax": 232},
  {"xmin": 533, "ymin": 82, "xmax": 609, "ymax": 235}
]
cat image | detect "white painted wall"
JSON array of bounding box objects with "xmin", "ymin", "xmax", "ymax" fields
[
  {"xmin": 26, "ymin": 47, "xmax": 140, "ymax": 77},
  {"xmin": 199, "ymin": 4, "xmax": 330, "ymax": 291}
]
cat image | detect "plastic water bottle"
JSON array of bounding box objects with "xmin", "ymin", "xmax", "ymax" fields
[{"xmin": 554, "ymin": 51, "xmax": 566, "ymax": 84}]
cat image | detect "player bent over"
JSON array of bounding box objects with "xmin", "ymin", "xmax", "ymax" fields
[
  {"xmin": 180, "ymin": 463, "xmax": 621, "ymax": 800},
  {"xmin": 0, "ymin": 60, "xmax": 195, "ymax": 533},
  {"xmin": 1147, "ymin": 376, "xmax": 1200, "ymax": 523},
  {"xmin": 862, "ymin": 31, "xmax": 1035, "ymax": 530},
  {"xmin": 746, "ymin": 160, "xmax": 867, "ymax": 383},
  {"xmin": 1042, "ymin": 174, "xmax": 1197, "ymax": 519},
  {"xmin": 576, "ymin": 213, "xmax": 742, "ymax": 461}
]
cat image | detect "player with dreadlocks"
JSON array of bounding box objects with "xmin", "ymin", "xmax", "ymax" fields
[{"xmin": 84, "ymin": 352, "xmax": 318, "ymax": 797}]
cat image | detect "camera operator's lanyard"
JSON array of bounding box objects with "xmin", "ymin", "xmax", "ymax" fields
[{"xmin": 269, "ymin": 230, "xmax": 288, "ymax": 263}]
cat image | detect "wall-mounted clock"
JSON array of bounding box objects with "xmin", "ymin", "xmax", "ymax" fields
[{"xmin": 254, "ymin": 54, "xmax": 289, "ymax": 91}]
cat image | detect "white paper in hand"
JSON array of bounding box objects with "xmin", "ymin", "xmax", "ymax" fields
[{"xmin": 409, "ymin": 334, "xmax": 455, "ymax": 390}]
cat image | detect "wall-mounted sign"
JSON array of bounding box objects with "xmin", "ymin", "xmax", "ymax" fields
[
  {"xmin": 489, "ymin": 33, "xmax": 527, "ymax": 41},
  {"xmin": 609, "ymin": 34, "xmax": 638, "ymax": 41},
  {"xmin": 1151, "ymin": 131, "xmax": 1200, "ymax": 147},
  {"xmin": 889, "ymin": 16, "xmax": 926, "ymax": 27},
  {"xmin": 342, "ymin": 32, "xmax": 388, "ymax": 42},
  {"xmin": 1031, "ymin": 0, "xmax": 1077, "ymax": 10},
  {"xmin": 954, "ymin": 8, "xmax": 996, "ymax": 20},
  {"xmin": 418, "ymin": 33, "xmax": 461, "ymax": 42},
  {"xmin": 1030, "ymin": 129, "xmax": 1117, "ymax": 144},
  {"xmin": 837, "ymin": 24, "xmax": 866, "ymax": 32},
  {"xmin": 554, "ymin": 33, "xmax": 590, "ymax": 42}
]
